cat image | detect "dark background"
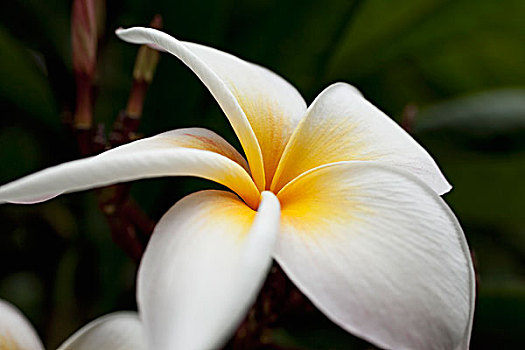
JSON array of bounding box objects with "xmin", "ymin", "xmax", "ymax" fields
[{"xmin": 0, "ymin": 0, "xmax": 524, "ymax": 348}]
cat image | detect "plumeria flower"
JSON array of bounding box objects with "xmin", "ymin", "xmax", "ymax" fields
[
  {"xmin": 0, "ymin": 298, "xmax": 144, "ymax": 349},
  {"xmin": 0, "ymin": 27, "xmax": 475, "ymax": 350}
]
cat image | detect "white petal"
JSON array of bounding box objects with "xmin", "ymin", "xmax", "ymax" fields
[
  {"xmin": 276, "ymin": 161, "xmax": 474, "ymax": 350},
  {"xmin": 0, "ymin": 128, "xmax": 260, "ymax": 209},
  {"xmin": 0, "ymin": 299, "xmax": 44, "ymax": 350},
  {"xmin": 57, "ymin": 312, "xmax": 145, "ymax": 350},
  {"xmin": 116, "ymin": 27, "xmax": 307, "ymax": 190},
  {"xmin": 138, "ymin": 190, "xmax": 280, "ymax": 350},
  {"xmin": 271, "ymin": 83, "xmax": 451, "ymax": 194}
]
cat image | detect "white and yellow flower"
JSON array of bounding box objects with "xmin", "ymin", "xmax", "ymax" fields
[
  {"xmin": 0, "ymin": 298, "xmax": 144, "ymax": 350},
  {"xmin": 0, "ymin": 27, "xmax": 475, "ymax": 350}
]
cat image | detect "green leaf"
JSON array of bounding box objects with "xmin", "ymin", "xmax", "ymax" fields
[
  {"xmin": 329, "ymin": 0, "xmax": 525, "ymax": 80},
  {"xmin": 411, "ymin": 89, "xmax": 525, "ymax": 153},
  {"xmin": 0, "ymin": 26, "xmax": 57, "ymax": 128},
  {"xmin": 325, "ymin": 0, "xmax": 525, "ymax": 109},
  {"xmin": 0, "ymin": 127, "xmax": 44, "ymax": 182},
  {"xmin": 415, "ymin": 89, "xmax": 525, "ymax": 135}
]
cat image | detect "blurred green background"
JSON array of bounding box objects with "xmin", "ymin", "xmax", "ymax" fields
[{"xmin": 1, "ymin": 0, "xmax": 524, "ymax": 348}]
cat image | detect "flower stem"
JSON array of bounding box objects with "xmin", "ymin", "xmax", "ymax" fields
[{"xmin": 69, "ymin": 14, "xmax": 162, "ymax": 261}]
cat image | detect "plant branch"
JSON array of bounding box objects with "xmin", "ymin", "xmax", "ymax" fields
[
  {"xmin": 226, "ymin": 263, "xmax": 315, "ymax": 350},
  {"xmin": 70, "ymin": 14, "xmax": 162, "ymax": 260}
]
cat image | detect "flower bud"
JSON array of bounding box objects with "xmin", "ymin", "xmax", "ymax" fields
[
  {"xmin": 126, "ymin": 15, "xmax": 162, "ymax": 118},
  {"xmin": 71, "ymin": 0, "xmax": 97, "ymax": 76},
  {"xmin": 131, "ymin": 15, "xmax": 162, "ymax": 84},
  {"xmin": 71, "ymin": 0, "xmax": 99, "ymax": 129}
]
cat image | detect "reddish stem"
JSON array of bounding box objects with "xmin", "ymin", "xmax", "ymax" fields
[{"xmin": 73, "ymin": 72, "xmax": 94, "ymax": 130}]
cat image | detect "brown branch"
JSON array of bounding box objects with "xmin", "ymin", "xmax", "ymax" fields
[
  {"xmin": 226, "ymin": 264, "xmax": 315, "ymax": 350},
  {"xmin": 122, "ymin": 199, "xmax": 156, "ymax": 237},
  {"xmin": 97, "ymin": 184, "xmax": 145, "ymax": 261},
  {"xmin": 73, "ymin": 73, "xmax": 95, "ymax": 131},
  {"xmin": 70, "ymin": 14, "xmax": 162, "ymax": 261}
]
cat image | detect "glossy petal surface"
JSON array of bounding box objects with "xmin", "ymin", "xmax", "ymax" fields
[
  {"xmin": 57, "ymin": 312, "xmax": 145, "ymax": 350},
  {"xmin": 0, "ymin": 128, "xmax": 260, "ymax": 208},
  {"xmin": 276, "ymin": 162, "xmax": 474, "ymax": 350},
  {"xmin": 0, "ymin": 299, "xmax": 44, "ymax": 350},
  {"xmin": 271, "ymin": 83, "xmax": 451, "ymax": 194},
  {"xmin": 138, "ymin": 190, "xmax": 280, "ymax": 350},
  {"xmin": 116, "ymin": 27, "xmax": 307, "ymax": 190}
]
